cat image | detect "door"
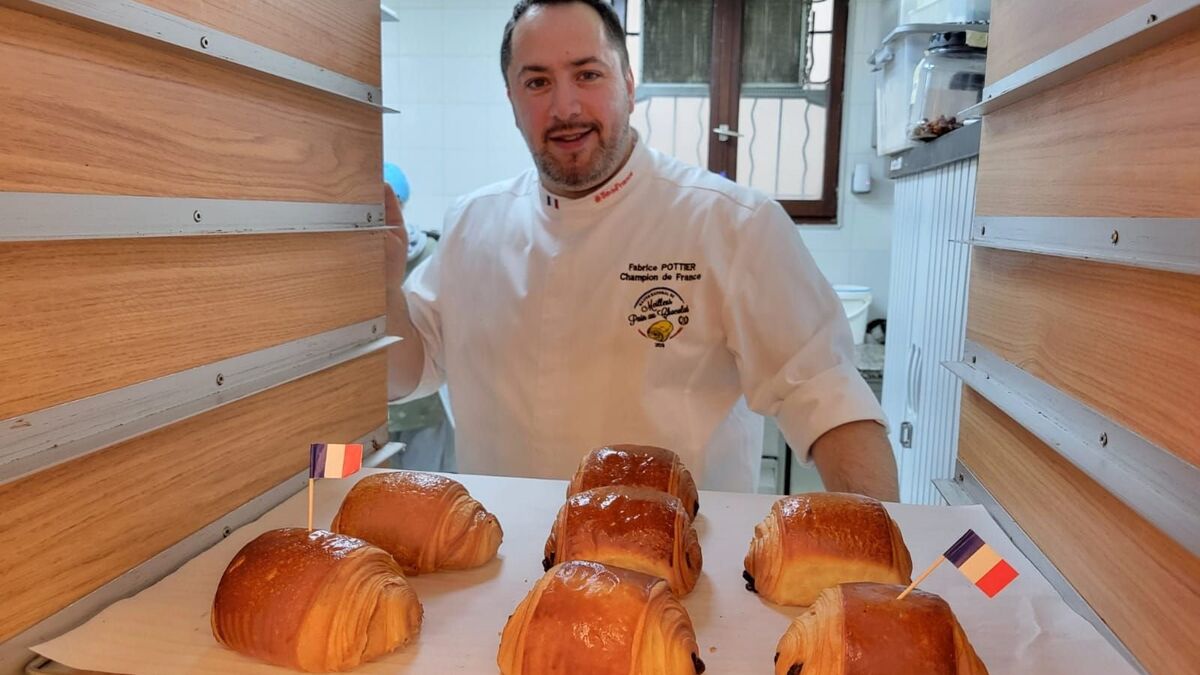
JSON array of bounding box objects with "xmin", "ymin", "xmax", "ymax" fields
[{"xmin": 617, "ymin": 0, "xmax": 847, "ymax": 221}]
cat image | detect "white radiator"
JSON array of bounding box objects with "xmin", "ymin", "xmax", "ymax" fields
[{"xmin": 882, "ymin": 158, "xmax": 977, "ymax": 505}]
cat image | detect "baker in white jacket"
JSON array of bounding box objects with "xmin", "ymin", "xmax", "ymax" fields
[{"xmin": 384, "ymin": 0, "xmax": 899, "ymax": 499}]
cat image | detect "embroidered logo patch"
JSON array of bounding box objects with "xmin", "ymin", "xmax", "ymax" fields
[{"xmin": 629, "ymin": 287, "xmax": 689, "ymax": 347}]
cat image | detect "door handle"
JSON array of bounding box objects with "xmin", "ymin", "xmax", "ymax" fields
[
  {"xmin": 713, "ymin": 124, "xmax": 744, "ymax": 142},
  {"xmin": 899, "ymin": 421, "xmax": 913, "ymax": 449}
]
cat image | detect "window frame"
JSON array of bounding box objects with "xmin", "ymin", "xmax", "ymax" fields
[{"xmin": 618, "ymin": 0, "xmax": 849, "ymax": 224}]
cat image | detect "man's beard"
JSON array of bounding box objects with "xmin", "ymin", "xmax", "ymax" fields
[{"xmin": 535, "ymin": 120, "xmax": 632, "ymax": 192}]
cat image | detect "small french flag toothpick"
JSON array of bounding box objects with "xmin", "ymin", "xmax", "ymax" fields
[
  {"xmin": 306, "ymin": 443, "xmax": 364, "ymax": 530},
  {"xmin": 309, "ymin": 443, "xmax": 363, "ymax": 479},
  {"xmin": 943, "ymin": 529, "xmax": 1020, "ymax": 598},
  {"xmin": 897, "ymin": 528, "xmax": 1019, "ymax": 600}
]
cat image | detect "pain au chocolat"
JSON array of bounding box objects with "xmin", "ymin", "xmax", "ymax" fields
[
  {"xmin": 567, "ymin": 444, "xmax": 700, "ymax": 518},
  {"xmin": 744, "ymin": 492, "xmax": 912, "ymax": 606},
  {"xmin": 331, "ymin": 471, "xmax": 503, "ymax": 575},
  {"xmin": 543, "ymin": 485, "xmax": 702, "ymax": 595},
  {"xmin": 773, "ymin": 582, "xmax": 989, "ymax": 675},
  {"xmin": 498, "ymin": 560, "xmax": 706, "ymax": 675},
  {"xmin": 211, "ymin": 528, "xmax": 422, "ymax": 672}
]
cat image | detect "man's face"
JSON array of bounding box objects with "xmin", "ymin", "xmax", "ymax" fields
[{"xmin": 505, "ymin": 3, "xmax": 636, "ymax": 196}]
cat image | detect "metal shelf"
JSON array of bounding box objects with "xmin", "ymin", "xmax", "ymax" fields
[
  {"xmin": 965, "ymin": 0, "xmax": 1200, "ymax": 117},
  {"xmin": 971, "ymin": 216, "xmax": 1200, "ymax": 276},
  {"xmin": 945, "ymin": 340, "xmax": 1200, "ymax": 559},
  {"xmin": 0, "ymin": 319, "xmax": 397, "ymax": 486},
  {"xmin": 0, "ymin": 193, "xmax": 385, "ymax": 241},
  {"xmin": 6, "ymin": 0, "xmax": 387, "ymax": 108},
  {"xmin": 887, "ymin": 122, "xmax": 981, "ymax": 178}
]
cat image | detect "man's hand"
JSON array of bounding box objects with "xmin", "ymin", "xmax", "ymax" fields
[
  {"xmin": 384, "ymin": 182, "xmax": 408, "ymax": 287},
  {"xmin": 810, "ymin": 420, "xmax": 900, "ymax": 501},
  {"xmin": 383, "ymin": 182, "xmax": 425, "ymax": 401}
]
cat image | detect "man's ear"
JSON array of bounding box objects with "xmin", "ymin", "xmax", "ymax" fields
[
  {"xmin": 624, "ymin": 66, "xmax": 635, "ymax": 113},
  {"xmin": 505, "ymin": 86, "xmax": 520, "ymax": 127}
]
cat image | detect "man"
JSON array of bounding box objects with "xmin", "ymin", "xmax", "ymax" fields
[{"xmin": 385, "ymin": 0, "xmax": 899, "ymax": 500}]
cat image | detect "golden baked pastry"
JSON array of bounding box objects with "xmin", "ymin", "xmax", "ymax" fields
[
  {"xmin": 498, "ymin": 560, "xmax": 706, "ymax": 675},
  {"xmin": 331, "ymin": 470, "xmax": 502, "ymax": 575},
  {"xmin": 568, "ymin": 444, "xmax": 700, "ymax": 518},
  {"xmin": 743, "ymin": 492, "xmax": 912, "ymax": 606},
  {"xmin": 543, "ymin": 485, "xmax": 703, "ymax": 595},
  {"xmin": 211, "ymin": 528, "xmax": 422, "ymax": 672},
  {"xmin": 773, "ymin": 582, "xmax": 989, "ymax": 675}
]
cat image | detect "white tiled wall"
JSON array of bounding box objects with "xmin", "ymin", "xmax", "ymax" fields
[
  {"xmin": 382, "ymin": 0, "xmax": 897, "ymax": 319},
  {"xmin": 381, "ymin": 0, "xmax": 532, "ymax": 233}
]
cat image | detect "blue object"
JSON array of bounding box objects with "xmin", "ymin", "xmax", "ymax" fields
[{"xmin": 383, "ymin": 162, "xmax": 411, "ymax": 203}]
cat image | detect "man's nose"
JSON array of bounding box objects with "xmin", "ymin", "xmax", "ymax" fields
[{"xmin": 548, "ymin": 82, "xmax": 582, "ymax": 120}]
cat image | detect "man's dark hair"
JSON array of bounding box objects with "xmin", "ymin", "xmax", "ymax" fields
[{"xmin": 500, "ymin": 0, "xmax": 630, "ymax": 83}]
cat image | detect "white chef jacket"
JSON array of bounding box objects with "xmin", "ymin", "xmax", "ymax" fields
[{"xmin": 402, "ymin": 139, "xmax": 885, "ymax": 492}]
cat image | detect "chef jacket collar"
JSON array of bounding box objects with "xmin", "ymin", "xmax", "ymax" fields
[{"xmin": 535, "ymin": 135, "xmax": 649, "ymax": 219}]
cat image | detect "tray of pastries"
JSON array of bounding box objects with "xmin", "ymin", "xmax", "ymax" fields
[{"xmin": 30, "ymin": 444, "xmax": 1136, "ymax": 674}]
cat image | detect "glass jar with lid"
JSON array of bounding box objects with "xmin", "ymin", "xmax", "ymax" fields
[{"xmin": 908, "ymin": 31, "xmax": 987, "ymax": 141}]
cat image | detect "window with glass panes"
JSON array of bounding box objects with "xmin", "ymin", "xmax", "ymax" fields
[{"xmin": 614, "ymin": 0, "xmax": 847, "ymax": 222}]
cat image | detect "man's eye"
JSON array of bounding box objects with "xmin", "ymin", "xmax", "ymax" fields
[
  {"xmin": 526, "ymin": 78, "xmax": 549, "ymax": 90},
  {"xmin": 579, "ymin": 71, "xmax": 602, "ymax": 81}
]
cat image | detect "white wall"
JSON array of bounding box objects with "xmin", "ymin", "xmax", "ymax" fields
[
  {"xmin": 380, "ymin": 0, "xmax": 532, "ymax": 234},
  {"xmin": 799, "ymin": 0, "xmax": 896, "ymax": 319},
  {"xmin": 381, "ymin": 0, "xmax": 896, "ymax": 317}
]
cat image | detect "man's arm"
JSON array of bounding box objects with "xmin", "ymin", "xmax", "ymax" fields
[
  {"xmin": 384, "ymin": 184, "xmax": 426, "ymax": 400},
  {"xmin": 810, "ymin": 420, "xmax": 900, "ymax": 501},
  {"xmin": 718, "ymin": 200, "xmax": 895, "ymax": 498}
]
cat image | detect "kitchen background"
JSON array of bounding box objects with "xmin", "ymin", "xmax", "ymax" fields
[{"xmin": 379, "ymin": 0, "xmax": 983, "ymax": 496}]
